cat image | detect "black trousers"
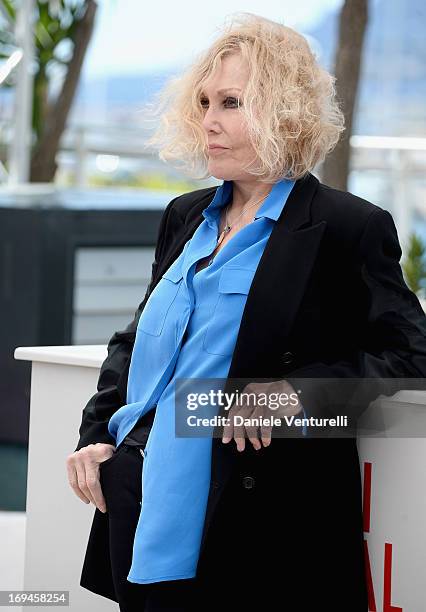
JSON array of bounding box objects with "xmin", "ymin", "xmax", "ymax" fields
[
  {"xmin": 86, "ymin": 435, "xmax": 369, "ymax": 611},
  {"xmin": 99, "ymin": 443, "xmax": 200, "ymax": 612}
]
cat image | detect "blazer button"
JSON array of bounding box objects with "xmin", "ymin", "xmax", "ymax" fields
[
  {"xmin": 242, "ymin": 476, "xmax": 255, "ymax": 489},
  {"xmin": 281, "ymin": 351, "xmax": 294, "ymax": 365}
]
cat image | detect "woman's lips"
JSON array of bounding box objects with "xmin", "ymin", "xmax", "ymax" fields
[{"xmin": 208, "ymin": 147, "xmax": 228, "ymax": 155}]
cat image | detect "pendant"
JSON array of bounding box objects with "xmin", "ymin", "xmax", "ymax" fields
[
  {"xmin": 210, "ymin": 224, "xmax": 231, "ymax": 265},
  {"xmin": 217, "ymin": 225, "xmax": 231, "ymax": 245}
]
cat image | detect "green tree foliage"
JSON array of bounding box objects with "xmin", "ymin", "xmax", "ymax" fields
[
  {"xmin": 0, "ymin": 0, "xmax": 97, "ymax": 181},
  {"xmin": 402, "ymin": 232, "xmax": 426, "ymax": 297}
]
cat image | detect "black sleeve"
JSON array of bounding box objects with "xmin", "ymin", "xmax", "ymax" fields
[
  {"xmin": 74, "ymin": 195, "xmax": 183, "ymax": 451},
  {"xmin": 285, "ymin": 208, "xmax": 426, "ymax": 428}
]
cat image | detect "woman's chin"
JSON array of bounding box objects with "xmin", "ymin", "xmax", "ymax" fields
[{"xmin": 207, "ymin": 162, "xmax": 237, "ymax": 182}]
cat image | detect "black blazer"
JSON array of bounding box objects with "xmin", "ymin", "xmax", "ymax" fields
[
  {"xmin": 75, "ymin": 171, "xmax": 426, "ymax": 449},
  {"xmin": 76, "ymin": 171, "xmax": 426, "ymax": 607}
]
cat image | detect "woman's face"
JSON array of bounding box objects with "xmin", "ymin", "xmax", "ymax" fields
[{"xmin": 200, "ymin": 53, "xmax": 258, "ymax": 181}]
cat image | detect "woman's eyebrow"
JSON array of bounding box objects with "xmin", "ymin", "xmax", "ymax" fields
[{"xmin": 200, "ymin": 88, "xmax": 242, "ymax": 96}]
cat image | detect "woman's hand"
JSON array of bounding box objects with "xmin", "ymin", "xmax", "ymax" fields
[
  {"xmin": 66, "ymin": 443, "xmax": 116, "ymax": 513},
  {"xmin": 221, "ymin": 380, "xmax": 303, "ymax": 452}
]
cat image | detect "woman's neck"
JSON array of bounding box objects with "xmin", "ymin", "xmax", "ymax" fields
[{"xmin": 230, "ymin": 180, "xmax": 272, "ymax": 215}]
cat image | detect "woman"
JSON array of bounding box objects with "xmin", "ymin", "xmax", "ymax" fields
[{"xmin": 67, "ymin": 12, "xmax": 426, "ymax": 612}]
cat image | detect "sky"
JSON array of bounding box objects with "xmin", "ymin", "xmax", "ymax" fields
[{"xmin": 83, "ymin": 0, "xmax": 343, "ymax": 78}]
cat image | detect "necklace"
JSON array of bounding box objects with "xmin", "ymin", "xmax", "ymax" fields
[
  {"xmin": 215, "ymin": 193, "xmax": 269, "ymax": 248},
  {"xmin": 201, "ymin": 192, "xmax": 270, "ymax": 269}
]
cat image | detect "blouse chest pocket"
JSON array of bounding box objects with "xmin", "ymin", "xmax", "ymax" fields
[
  {"xmin": 203, "ymin": 267, "xmax": 254, "ymax": 357},
  {"xmin": 138, "ymin": 264, "xmax": 184, "ymax": 337}
]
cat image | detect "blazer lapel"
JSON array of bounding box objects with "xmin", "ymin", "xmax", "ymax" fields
[
  {"xmin": 153, "ymin": 192, "xmax": 214, "ymax": 283},
  {"xmin": 227, "ymin": 171, "xmax": 326, "ymax": 379}
]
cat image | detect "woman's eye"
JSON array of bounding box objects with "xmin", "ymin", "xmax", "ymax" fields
[
  {"xmin": 225, "ymin": 97, "xmax": 240, "ymax": 107},
  {"xmin": 200, "ymin": 97, "xmax": 240, "ymax": 108}
]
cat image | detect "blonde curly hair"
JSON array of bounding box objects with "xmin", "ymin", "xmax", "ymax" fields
[{"xmin": 143, "ymin": 12, "xmax": 345, "ymax": 183}]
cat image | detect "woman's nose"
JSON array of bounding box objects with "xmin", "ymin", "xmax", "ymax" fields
[{"xmin": 202, "ymin": 104, "xmax": 221, "ymax": 131}]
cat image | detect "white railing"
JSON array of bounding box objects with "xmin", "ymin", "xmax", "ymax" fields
[
  {"xmin": 1, "ymin": 122, "xmax": 425, "ymax": 248},
  {"xmin": 349, "ymin": 135, "xmax": 426, "ymax": 248}
]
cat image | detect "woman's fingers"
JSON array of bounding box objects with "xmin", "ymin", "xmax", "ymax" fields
[
  {"xmin": 66, "ymin": 445, "xmax": 114, "ymax": 513},
  {"xmin": 245, "ymin": 423, "xmax": 261, "ymax": 450},
  {"xmin": 85, "ymin": 463, "xmax": 107, "ymax": 513},
  {"xmin": 222, "ymin": 411, "xmax": 246, "ymax": 451},
  {"xmin": 222, "ymin": 405, "xmax": 268, "ymax": 451},
  {"xmin": 76, "ymin": 460, "xmax": 97, "ymax": 507},
  {"xmin": 260, "ymin": 423, "xmax": 272, "ymax": 447},
  {"xmin": 222, "ymin": 412, "xmax": 234, "ymax": 444},
  {"xmin": 233, "ymin": 413, "xmax": 246, "ymax": 452},
  {"xmin": 66, "ymin": 456, "xmax": 91, "ymax": 505}
]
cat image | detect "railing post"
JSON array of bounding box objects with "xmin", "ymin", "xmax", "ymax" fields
[
  {"xmin": 389, "ymin": 148, "xmax": 411, "ymax": 255},
  {"xmin": 75, "ymin": 126, "xmax": 87, "ymax": 188}
]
